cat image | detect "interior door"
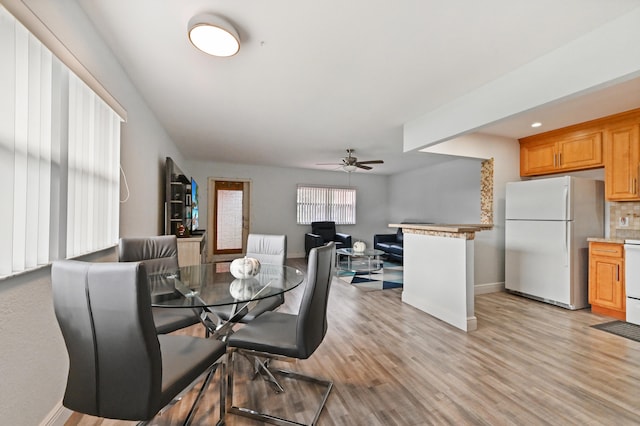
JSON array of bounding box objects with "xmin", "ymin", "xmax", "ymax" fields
[{"xmin": 209, "ymin": 180, "xmax": 250, "ymax": 258}]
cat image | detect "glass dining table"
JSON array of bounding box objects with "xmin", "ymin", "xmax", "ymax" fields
[{"xmin": 148, "ymin": 263, "xmax": 305, "ymax": 337}]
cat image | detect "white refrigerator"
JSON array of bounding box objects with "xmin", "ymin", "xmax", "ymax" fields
[{"xmin": 505, "ymin": 176, "xmax": 604, "ymax": 309}]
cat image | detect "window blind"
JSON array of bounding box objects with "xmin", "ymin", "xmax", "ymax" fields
[
  {"xmin": 0, "ymin": 6, "xmax": 122, "ymax": 278},
  {"xmin": 66, "ymin": 74, "xmax": 121, "ymax": 258},
  {"xmin": 296, "ymin": 185, "xmax": 356, "ymax": 225}
]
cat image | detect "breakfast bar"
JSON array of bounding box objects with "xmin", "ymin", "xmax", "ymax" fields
[{"xmin": 390, "ymin": 223, "xmax": 492, "ymax": 332}]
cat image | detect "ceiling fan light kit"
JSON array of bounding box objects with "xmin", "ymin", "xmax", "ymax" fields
[{"xmin": 188, "ymin": 13, "xmax": 240, "ymax": 57}]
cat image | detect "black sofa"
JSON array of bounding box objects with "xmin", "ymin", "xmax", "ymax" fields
[
  {"xmin": 305, "ymin": 221, "xmax": 352, "ymax": 258},
  {"xmin": 374, "ymin": 228, "xmax": 404, "ymax": 263}
]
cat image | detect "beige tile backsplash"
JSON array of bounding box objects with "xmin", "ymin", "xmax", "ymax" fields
[{"xmin": 610, "ymin": 201, "xmax": 640, "ymax": 239}]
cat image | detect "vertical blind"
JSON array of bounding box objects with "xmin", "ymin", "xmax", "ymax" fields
[
  {"xmin": 0, "ymin": 6, "xmax": 122, "ymax": 278},
  {"xmin": 296, "ymin": 185, "xmax": 356, "ymax": 225}
]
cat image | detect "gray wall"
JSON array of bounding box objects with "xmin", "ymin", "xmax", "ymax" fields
[
  {"xmin": 388, "ymin": 157, "xmax": 482, "ymax": 224},
  {"xmin": 188, "ymin": 161, "xmax": 390, "ymax": 257}
]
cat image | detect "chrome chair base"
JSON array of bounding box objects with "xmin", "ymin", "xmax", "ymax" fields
[
  {"xmin": 227, "ymin": 349, "xmax": 333, "ymax": 426},
  {"xmin": 138, "ymin": 362, "xmax": 226, "ymax": 426}
]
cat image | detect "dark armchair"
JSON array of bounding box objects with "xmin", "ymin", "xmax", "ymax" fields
[
  {"xmin": 374, "ymin": 228, "xmax": 404, "ymax": 263},
  {"xmin": 305, "ymin": 221, "xmax": 351, "ymax": 258}
]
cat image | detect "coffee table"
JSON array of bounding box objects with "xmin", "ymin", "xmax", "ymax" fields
[{"xmin": 336, "ymin": 248, "xmax": 384, "ymax": 278}]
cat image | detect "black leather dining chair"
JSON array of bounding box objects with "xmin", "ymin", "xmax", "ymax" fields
[
  {"xmin": 212, "ymin": 233, "xmax": 287, "ymax": 323},
  {"xmin": 51, "ymin": 260, "xmax": 227, "ymax": 425},
  {"xmin": 225, "ymin": 242, "xmax": 335, "ymax": 426},
  {"xmin": 119, "ymin": 235, "xmax": 201, "ymax": 334}
]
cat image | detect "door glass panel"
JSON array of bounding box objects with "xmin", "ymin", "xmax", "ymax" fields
[{"xmin": 215, "ymin": 185, "xmax": 243, "ymax": 252}]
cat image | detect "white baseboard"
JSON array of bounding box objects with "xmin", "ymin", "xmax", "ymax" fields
[
  {"xmin": 40, "ymin": 402, "xmax": 72, "ymax": 426},
  {"xmin": 474, "ymin": 281, "xmax": 504, "ymax": 295}
]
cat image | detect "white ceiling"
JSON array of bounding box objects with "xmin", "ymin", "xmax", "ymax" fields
[{"xmin": 71, "ymin": 0, "xmax": 640, "ymax": 174}]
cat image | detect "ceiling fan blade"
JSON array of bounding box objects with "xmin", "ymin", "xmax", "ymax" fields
[
  {"xmin": 356, "ymin": 160, "xmax": 384, "ymax": 165},
  {"xmin": 316, "ymin": 162, "xmax": 343, "ymax": 165},
  {"xmin": 356, "ymin": 164, "xmax": 372, "ymax": 170}
]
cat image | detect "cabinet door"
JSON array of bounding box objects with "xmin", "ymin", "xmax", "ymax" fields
[
  {"xmin": 520, "ymin": 140, "xmax": 557, "ymax": 176},
  {"xmin": 557, "ymin": 132, "xmax": 602, "ymax": 170},
  {"xmin": 605, "ymin": 123, "xmax": 640, "ymax": 201},
  {"xmin": 589, "ymin": 256, "xmax": 624, "ymax": 310}
]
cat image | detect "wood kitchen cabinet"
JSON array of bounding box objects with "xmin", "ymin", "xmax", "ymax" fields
[
  {"xmin": 520, "ymin": 130, "xmax": 603, "ymax": 176},
  {"xmin": 604, "ymin": 122, "xmax": 640, "ymax": 201},
  {"xmin": 589, "ymin": 241, "xmax": 625, "ymax": 320}
]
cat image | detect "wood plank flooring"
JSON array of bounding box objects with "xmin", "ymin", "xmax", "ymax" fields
[{"xmin": 66, "ymin": 258, "xmax": 640, "ymax": 425}]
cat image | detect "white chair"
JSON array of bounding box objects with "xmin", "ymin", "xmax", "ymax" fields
[{"xmin": 213, "ymin": 234, "xmax": 287, "ymax": 323}]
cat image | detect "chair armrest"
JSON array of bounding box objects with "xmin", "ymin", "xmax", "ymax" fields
[
  {"xmin": 374, "ymin": 234, "xmax": 397, "ymax": 245},
  {"xmin": 334, "ymin": 233, "xmax": 352, "ymax": 247},
  {"xmin": 305, "ymin": 233, "xmax": 324, "ymax": 258}
]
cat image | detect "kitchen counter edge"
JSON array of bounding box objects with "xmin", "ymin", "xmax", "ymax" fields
[
  {"xmin": 587, "ymin": 237, "xmax": 626, "ymax": 244},
  {"xmin": 389, "ymin": 223, "xmax": 494, "ymax": 233}
]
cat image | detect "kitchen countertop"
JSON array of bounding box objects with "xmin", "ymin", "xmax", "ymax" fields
[
  {"xmin": 389, "ymin": 223, "xmax": 493, "ymax": 233},
  {"xmin": 587, "ymin": 237, "xmax": 626, "ymax": 244}
]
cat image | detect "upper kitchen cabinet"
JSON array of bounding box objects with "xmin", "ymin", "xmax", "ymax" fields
[
  {"xmin": 520, "ymin": 127, "xmax": 603, "ymax": 177},
  {"xmin": 605, "ymin": 121, "xmax": 640, "ymax": 201}
]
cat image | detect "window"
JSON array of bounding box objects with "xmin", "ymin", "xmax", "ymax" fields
[
  {"xmin": 0, "ymin": 6, "xmax": 122, "ymax": 278},
  {"xmin": 296, "ymin": 185, "xmax": 356, "ymax": 225}
]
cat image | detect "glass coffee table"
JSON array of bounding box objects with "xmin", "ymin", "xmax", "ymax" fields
[{"xmin": 336, "ymin": 248, "xmax": 384, "ymax": 278}]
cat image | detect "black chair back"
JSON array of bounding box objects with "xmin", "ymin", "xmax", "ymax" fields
[
  {"xmin": 296, "ymin": 242, "xmax": 335, "ymax": 359},
  {"xmin": 311, "ymin": 221, "xmax": 336, "ymax": 242},
  {"xmin": 52, "ymin": 260, "xmax": 163, "ymax": 420}
]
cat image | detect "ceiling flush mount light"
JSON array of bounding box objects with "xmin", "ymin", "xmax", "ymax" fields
[
  {"xmin": 531, "ymin": 122, "xmax": 542, "ymax": 128},
  {"xmin": 188, "ymin": 13, "xmax": 240, "ymax": 57}
]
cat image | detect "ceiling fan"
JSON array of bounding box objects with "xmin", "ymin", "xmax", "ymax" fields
[{"xmin": 318, "ymin": 149, "xmax": 384, "ymax": 172}]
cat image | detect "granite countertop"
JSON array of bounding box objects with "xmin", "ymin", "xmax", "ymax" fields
[
  {"xmin": 587, "ymin": 237, "xmax": 626, "ymax": 244},
  {"xmin": 389, "ymin": 223, "xmax": 494, "ymax": 233}
]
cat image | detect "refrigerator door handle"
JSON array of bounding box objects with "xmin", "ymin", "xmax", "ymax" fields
[
  {"xmin": 563, "ymin": 185, "xmax": 569, "ymax": 220},
  {"xmin": 564, "ymin": 222, "xmax": 569, "ymax": 267}
]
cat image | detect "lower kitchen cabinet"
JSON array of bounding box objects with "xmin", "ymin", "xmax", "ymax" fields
[{"xmin": 589, "ymin": 241, "xmax": 626, "ymax": 320}]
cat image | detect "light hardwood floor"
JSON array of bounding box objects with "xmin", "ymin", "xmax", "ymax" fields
[{"xmin": 66, "ymin": 258, "xmax": 640, "ymax": 426}]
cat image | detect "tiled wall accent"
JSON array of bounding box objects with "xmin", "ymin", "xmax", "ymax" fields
[
  {"xmin": 480, "ymin": 158, "xmax": 494, "ymax": 225},
  {"xmin": 610, "ymin": 201, "xmax": 640, "ymax": 239}
]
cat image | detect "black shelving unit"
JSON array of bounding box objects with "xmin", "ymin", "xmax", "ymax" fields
[{"xmin": 165, "ymin": 157, "xmax": 191, "ymax": 236}]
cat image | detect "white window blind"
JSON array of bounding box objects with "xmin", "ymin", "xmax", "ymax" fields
[
  {"xmin": 0, "ymin": 5, "xmax": 122, "ymax": 278},
  {"xmin": 296, "ymin": 185, "xmax": 356, "ymax": 225},
  {"xmin": 66, "ymin": 74, "xmax": 121, "ymax": 258}
]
